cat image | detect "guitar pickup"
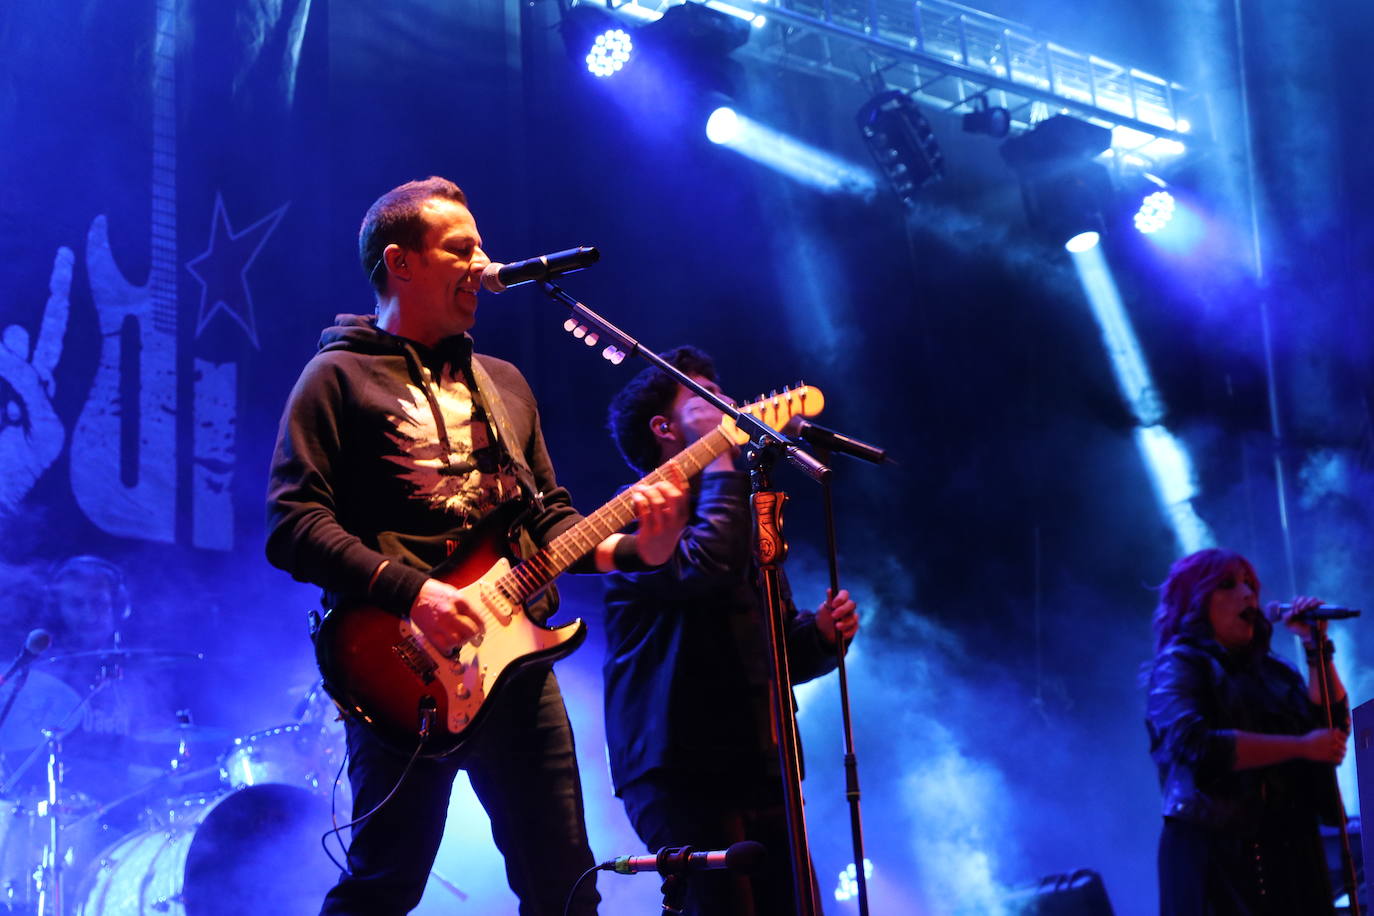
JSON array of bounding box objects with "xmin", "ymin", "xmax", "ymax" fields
[{"xmin": 393, "ymin": 636, "xmax": 439, "ymax": 685}]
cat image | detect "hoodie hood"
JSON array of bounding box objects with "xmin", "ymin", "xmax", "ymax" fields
[
  {"xmin": 317, "ymin": 313, "xmax": 396, "ymax": 354},
  {"xmin": 318, "ymin": 313, "xmax": 473, "ymax": 364}
]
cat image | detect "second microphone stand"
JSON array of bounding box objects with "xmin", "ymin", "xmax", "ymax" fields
[
  {"xmin": 1309, "ymin": 627, "xmax": 1360, "ymax": 915},
  {"xmin": 542, "ymin": 281, "xmax": 828, "ymax": 916}
]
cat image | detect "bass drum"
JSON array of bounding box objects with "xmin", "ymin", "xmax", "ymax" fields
[{"xmin": 77, "ymin": 784, "xmax": 339, "ymax": 915}]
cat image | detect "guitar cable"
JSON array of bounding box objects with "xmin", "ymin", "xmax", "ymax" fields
[{"xmin": 320, "ymin": 708, "xmax": 434, "ymax": 875}]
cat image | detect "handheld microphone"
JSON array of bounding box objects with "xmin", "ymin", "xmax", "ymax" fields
[
  {"xmin": 604, "ymin": 841, "xmax": 765, "ymax": 876},
  {"xmin": 1268, "ymin": 604, "xmax": 1361, "ymax": 622},
  {"xmin": 0, "ymin": 629, "xmax": 52, "ymax": 686},
  {"xmin": 481, "ymin": 246, "xmax": 600, "ymax": 293}
]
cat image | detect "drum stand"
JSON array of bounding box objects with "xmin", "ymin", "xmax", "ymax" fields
[
  {"xmin": 35, "ymin": 729, "xmax": 66, "ymax": 916},
  {"xmin": 0, "ymin": 676, "xmax": 112, "ymax": 916}
]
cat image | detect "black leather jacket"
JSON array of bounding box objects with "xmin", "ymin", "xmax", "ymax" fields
[
  {"xmin": 602, "ymin": 471, "xmax": 837, "ymax": 794},
  {"xmin": 1145, "ymin": 636, "xmax": 1346, "ymax": 833}
]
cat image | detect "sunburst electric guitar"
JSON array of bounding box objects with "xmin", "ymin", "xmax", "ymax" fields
[{"xmin": 314, "ymin": 386, "xmax": 824, "ymax": 756}]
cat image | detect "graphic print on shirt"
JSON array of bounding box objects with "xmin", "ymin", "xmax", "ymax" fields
[{"xmin": 383, "ymin": 362, "xmax": 520, "ymax": 525}]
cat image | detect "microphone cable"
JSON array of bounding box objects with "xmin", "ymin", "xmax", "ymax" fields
[{"xmin": 562, "ymin": 862, "xmax": 602, "ymax": 916}]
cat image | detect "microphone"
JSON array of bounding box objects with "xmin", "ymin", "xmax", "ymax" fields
[
  {"xmin": 604, "ymin": 841, "xmax": 766, "ymax": 876},
  {"xmin": 793, "ymin": 420, "xmax": 889, "ymax": 465},
  {"xmin": 1268, "ymin": 604, "xmax": 1362, "ymax": 622},
  {"xmin": 0, "ymin": 629, "xmax": 52, "ymax": 686},
  {"xmin": 481, "ymin": 246, "xmax": 600, "ymax": 293}
]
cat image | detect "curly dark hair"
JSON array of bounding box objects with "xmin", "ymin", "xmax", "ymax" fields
[
  {"xmin": 608, "ymin": 346, "xmax": 720, "ymax": 474},
  {"xmin": 358, "ymin": 176, "xmax": 468, "ymax": 294},
  {"xmin": 1152, "ymin": 547, "xmax": 1269, "ymax": 655}
]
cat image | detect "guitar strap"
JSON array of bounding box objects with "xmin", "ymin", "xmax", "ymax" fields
[
  {"xmin": 469, "ymin": 354, "xmax": 560, "ymax": 624},
  {"xmin": 468, "ymin": 354, "xmax": 541, "ymax": 510}
]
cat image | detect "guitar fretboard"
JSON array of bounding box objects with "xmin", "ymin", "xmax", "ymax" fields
[{"xmin": 497, "ymin": 426, "xmax": 733, "ymax": 605}]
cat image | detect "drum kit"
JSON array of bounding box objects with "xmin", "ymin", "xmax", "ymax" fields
[{"xmin": 0, "ymin": 650, "xmax": 343, "ymax": 915}]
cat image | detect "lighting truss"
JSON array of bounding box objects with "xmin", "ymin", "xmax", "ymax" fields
[{"xmin": 573, "ymin": 0, "xmax": 1199, "ymax": 168}]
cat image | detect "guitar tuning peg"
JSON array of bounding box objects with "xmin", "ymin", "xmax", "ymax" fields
[
  {"xmin": 563, "ymin": 318, "xmax": 578, "ymax": 333},
  {"xmin": 583, "ymin": 332, "xmax": 599, "ymax": 347},
  {"xmin": 602, "ymin": 346, "xmax": 625, "ymax": 365},
  {"xmin": 572, "ymin": 324, "xmax": 587, "ymax": 339}
]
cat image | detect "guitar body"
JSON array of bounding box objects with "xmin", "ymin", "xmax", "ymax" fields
[
  {"xmin": 313, "ymin": 384, "xmax": 823, "ymax": 756},
  {"xmin": 314, "ymin": 514, "xmax": 586, "ymax": 758}
]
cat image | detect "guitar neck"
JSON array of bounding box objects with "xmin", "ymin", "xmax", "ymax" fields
[{"xmin": 498, "ymin": 427, "xmax": 733, "ymax": 603}]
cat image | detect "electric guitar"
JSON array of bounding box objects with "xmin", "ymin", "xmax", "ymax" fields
[{"xmin": 314, "ymin": 385, "xmax": 825, "ymax": 756}]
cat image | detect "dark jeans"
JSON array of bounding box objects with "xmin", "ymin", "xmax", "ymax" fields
[
  {"xmin": 620, "ymin": 769, "xmax": 820, "ymax": 916},
  {"xmin": 321, "ymin": 667, "xmax": 600, "ymax": 915}
]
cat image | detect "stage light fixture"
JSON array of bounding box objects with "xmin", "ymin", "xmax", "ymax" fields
[
  {"xmin": 1001, "ymin": 115, "xmax": 1112, "ymax": 167},
  {"xmin": 857, "ymin": 89, "xmax": 944, "ymax": 207},
  {"xmin": 962, "ymin": 98, "xmax": 1011, "ymax": 139},
  {"xmin": 561, "ymin": 2, "xmax": 750, "ymax": 96},
  {"xmin": 706, "ymin": 106, "xmax": 740, "ymax": 144},
  {"xmin": 586, "ymin": 28, "xmax": 634, "ymax": 77},
  {"xmin": 561, "ymin": 4, "xmax": 630, "ymax": 75},
  {"xmin": 1065, "ymin": 230, "xmax": 1101, "ymax": 253},
  {"xmin": 651, "ymin": 1, "xmax": 750, "ymax": 57},
  {"xmin": 1130, "ymin": 172, "xmax": 1177, "ymax": 236},
  {"xmin": 1001, "ymin": 115, "xmax": 1113, "ymax": 247}
]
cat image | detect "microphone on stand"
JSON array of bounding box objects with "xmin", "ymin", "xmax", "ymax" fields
[
  {"xmin": 792, "ymin": 420, "xmax": 890, "ymax": 465},
  {"xmin": 481, "ymin": 247, "xmax": 600, "ymax": 293},
  {"xmin": 1268, "ymin": 604, "xmax": 1362, "ymax": 622},
  {"xmin": 0, "ymin": 629, "xmax": 52, "ymax": 687},
  {"xmin": 603, "ymin": 841, "xmax": 766, "ymax": 876}
]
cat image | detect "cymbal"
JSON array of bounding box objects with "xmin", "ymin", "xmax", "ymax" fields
[
  {"xmin": 133, "ymin": 723, "xmax": 233, "ymax": 745},
  {"xmin": 44, "ymin": 647, "xmax": 205, "ymax": 666},
  {"xmin": 0, "ymin": 669, "xmax": 83, "ymax": 750}
]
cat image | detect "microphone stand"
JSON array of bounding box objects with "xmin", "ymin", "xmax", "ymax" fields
[
  {"xmin": 1310, "ymin": 628, "xmax": 1360, "ymax": 915},
  {"xmin": 810, "ymin": 442, "xmax": 872, "ymax": 916},
  {"xmin": 541, "ymin": 281, "xmax": 828, "ymax": 916}
]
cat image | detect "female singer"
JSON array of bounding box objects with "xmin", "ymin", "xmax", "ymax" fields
[{"xmin": 1146, "ymin": 548, "xmax": 1348, "ymax": 915}]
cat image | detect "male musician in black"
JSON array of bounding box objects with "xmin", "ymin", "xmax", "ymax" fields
[
  {"xmin": 266, "ymin": 176, "xmax": 687, "ymax": 915},
  {"xmin": 603, "ymin": 346, "xmax": 860, "ymax": 915}
]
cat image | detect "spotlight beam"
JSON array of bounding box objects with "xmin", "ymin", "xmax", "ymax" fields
[
  {"xmin": 708, "ymin": 108, "xmax": 877, "ymax": 198},
  {"xmin": 1068, "ymin": 240, "xmax": 1214, "ymax": 553}
]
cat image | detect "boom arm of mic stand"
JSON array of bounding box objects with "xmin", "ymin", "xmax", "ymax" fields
[{"xmin": 539, "ymin": 282, "xmax": 831, "ymax": 482}]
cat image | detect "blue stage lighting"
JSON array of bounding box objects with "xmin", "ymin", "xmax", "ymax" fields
[
  {"xmin": 1067, "ymin": 239, "xmax": 1214, "ymax": 552},
  {"xmin": 706, "ymin": 108, "xmax": 876, "ymax": 197},
  {"xmin": 586, "ymin": 28, "xmax": 633, "ymax": 77},
  {"xmin": 1065, "ymin": 230, "xmax": 1100, "ymax": 253},
  {"xmin": 1134, "ymin": 189, "xmax": 1176, "ymax": 234},
  {"xmin": 706, "ymin": 107, "xmax": 739, "ymax": 144}
]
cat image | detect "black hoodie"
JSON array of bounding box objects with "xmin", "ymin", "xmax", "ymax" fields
[{"xmin": 265, "ymin": 315, "xmax": 583, "ymax": 615}]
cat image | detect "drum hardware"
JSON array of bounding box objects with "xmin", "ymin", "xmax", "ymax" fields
[
  {"xmin": 0, "ymin": 668, "xmax": 120, "ymax": 915},
  {"xmin": 75, "ymin": 784, "xmax": 339, "ymax": 915}
]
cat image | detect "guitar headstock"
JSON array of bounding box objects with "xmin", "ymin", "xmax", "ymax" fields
[{"xmin": 722, "ymin": 385, "xmax": 825, "ymax": 445}]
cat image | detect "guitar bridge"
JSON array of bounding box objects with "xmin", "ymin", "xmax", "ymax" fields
[{"xmin": 393, "ymin": 636, "xmax": 439, "ymax": 685}]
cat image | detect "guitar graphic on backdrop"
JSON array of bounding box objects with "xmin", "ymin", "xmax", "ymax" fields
[{"xmin": 314, "ymin": 385, "xmax": 824, "ymax": 756}]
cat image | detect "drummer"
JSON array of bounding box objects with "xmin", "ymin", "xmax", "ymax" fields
[{"xmin": 3, "ymin": 557, "xmax": 182, "ymax": 798}]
